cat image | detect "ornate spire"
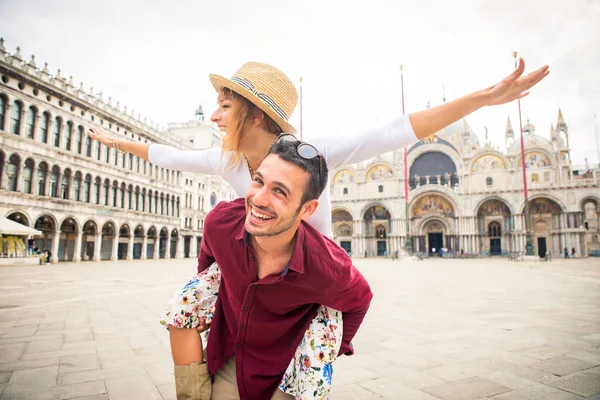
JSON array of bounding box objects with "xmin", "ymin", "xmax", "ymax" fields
[
  {"xmin": 28, "ymin": 54, "xmax": 36, "ymax": 68},
  {"xmin": 13, "ymin": 46, "xmax": 23, "ymax": 61},
  {"xmin": 42, "ymin": 62, "xmax": 50, "ymax": 75},
  {"xmin": 505, "ymin": 116, "xmax": 514, "ymax": 139},
  {"xmin": 0, "ymin": 37, "xmax": 5, "ymax": 54},
  {"xmin": 556, "ymin": 108, "xmax": 567, "ymax": 130}
]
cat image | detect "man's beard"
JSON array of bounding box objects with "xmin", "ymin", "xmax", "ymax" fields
[{"xmin": 246, "ymin": 204, "xmax": 301, "ymax": 237}]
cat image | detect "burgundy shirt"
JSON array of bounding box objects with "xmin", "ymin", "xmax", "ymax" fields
[{"xmin": 198, "ymin": 199, "xmax": 373, "ymax": 400}]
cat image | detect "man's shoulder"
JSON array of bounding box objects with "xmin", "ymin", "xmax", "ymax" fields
[
  {"xmin": 205, "ymin": 198, "xmax": 245, "ymax": 230},
  {"xmin": 302, "ymin": 224, "xmax": 352, "ymax": 276}
]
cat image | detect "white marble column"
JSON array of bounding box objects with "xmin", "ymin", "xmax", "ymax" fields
[
  {"xmin": 93, "ymin": 233, "xmax": 102, "ymax": 261},
  {"xmin": 164, "ymin": 236, "xmax": 171, "ymax": 260},
  {"xmin": 141, "ymin": 236, "xmax": 148, "ymax": 260},
  {"xmin": 111, "ymin": 235, "xmax": 119, "ymax": 261},
  {"xmin": 127, "ymin": 236, "xmax": 134, "ymax": 260},
  {"xmin": 73, "ymin": 232, "xmax": 82, "ymax": 262},
  {"xmin": 153, "ymin": 238, "xmax": 160, "ymax": 259},
  {"xmin": 176, "ymin": 235, "xmax": 184, "ymax": 259}
]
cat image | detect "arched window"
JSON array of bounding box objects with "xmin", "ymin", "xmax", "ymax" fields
[
  {"xmin": 83, "ymin": 174, "xmax": 92, "ymax": 203},
  {"xmin": 172, "ymin": 197, "xmax": 176, "ymax": 217},
  {"xmin": 94, "ymin": 177, "xmax": 101, "ymax": 204},
  {"xmin": 73, "ymin": 172, "xmax": 82, "ymax": 201},
  {"xmin": 40, "ymin": 112, "xmax": 50, "ymax": 144},
  {"xmin": 52, "ymin": 117, "xmax": 61, "ymax": 147},
  {"xmin": 378, "ymin": 185, "xmax": 384, "ymax": 193},
  {"xmin": 0, "ymin": 95, "xmax": 6, "ymax": 130},
  {"xmin": 23, "ymin": 159, "xmax": 34, "ymax": 194},
  {"xmin": 102, "ymin": 179, "xmax": 110, "ymax": 205},
  {"xmin": 129, "ymin": 154, "xmax": 134, "ymax": 170},
  {"xmin": 76, "ymin": 126, "xmax": 84, "ymax": 154},
  {"xmin": 112, "ymin": 181, "xmax": 118, "ymax": 207},
  {"xmin": 120, "ymin": 183, "xmax": 126, "ymax": 208},
  {"xmin": 176, "ymin": 197, "xmax": 180, "ymax": 217},
  {"xmin": 343, "ymin": 188, "xmax": 348, "ymax": 195},
  {"xmin": 6, "ymin": 155, "xmax": 19, "ymax": 191},
  {"xmin": 128, "ymin": 185, "xmax": 133, "ymax": 209},
  {"xmin": 486, "ymin": 177, "xmax": 493, "ymax": 186},
  {"xmin": 148, "ymin": 190, "xmax": 153, "ymax": 213},
  {"xmin": 65, "ymin": 122, "xmax": 73, "ymax": 151},
  {"xmin": 105, "ymin": 147, "xmax": 111, "ymax": 163},
  {"xmin": 37, "ymin": 163, "xmax": 48, "ymax": 196},
  {"xmin": 61, "ymin": 169, "xmax": 71, "ymax": 199},
  {"xmin": 10, "ymin": 101, "xmax": 22, "ymax": 135},
  {"xmin": 50, "ymin": 166, "xmax": 59, "ymax": 197},
  {"xmin": 488, "ymin": 221, "xmax": 502, "ymax": 237},
  {"xmin": 141, "ymin": 190, "xmax": 146, "ymax": 212},
  {"xmin": 85, "ymin": 133, "xmax": 92, "ymax": 157},
  {"xmin": 135, "ymin": 187, "xmax": 140, "ymax": 211},
  {"xmin": 26, "ymin": 107, "xmax": 36, "ymax": 139},
  {"xmin": 376, "ymin": 225, "xmax": 387, "ymax": 239},
  {"xmin": 96, "ymin": 142, "xmax": 102, "ymax": 160}
]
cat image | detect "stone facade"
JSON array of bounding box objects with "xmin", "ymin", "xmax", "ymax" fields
[
  {"xmin": 331, "ymin": 114, "xmax": 600, "ymax": 258},
  {"xmin": 0, "ymin": 40, "xmax": 236, "ymax": 263}
]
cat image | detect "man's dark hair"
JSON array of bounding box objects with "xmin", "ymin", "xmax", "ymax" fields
[{"xmin": 268, "ymin": 138, "xmax": 328, "ymax": 205}]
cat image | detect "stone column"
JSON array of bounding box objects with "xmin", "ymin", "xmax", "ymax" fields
[
  {"xmin": 15, "ymin": 161, "xmax": 24, "ymax": 192},
  {"xmin": 153, "ymin": 237, "xmax": 160, "ymax": 259},
  {"xmin": 73, "ymin": 232, "xmax": 82, "ymax": 262},
  {"xmin": 176, "ymin": 235, "xmax": 184, "ymax": 259},
  {"xmin": 111, "ymin": 235, "xmax": 119, "ymax": 261},
  {"xmin": 91, "ymin": 233, "xmax": 101, "ymax": 261},
  {"xmin": 0, "ymin": 160, "xmax": 7, "ymax": 190},
  {"xmin": 164, "ymin": 236, "xmax": 171, "ymax": 260},
  {"xmin": 127, "ymin": 236, "xmax": 134, "ymax": 260},
  {"xmin": 51, "ymin": 230, "xmax": 60, "ymax": 263},
  {"xmin": 140, "ymin": 236, "xmax": 148, "ymax": 260},
  {"xmin": 68, "ymin": 175, "xmax": 75, "ymax": 201}
]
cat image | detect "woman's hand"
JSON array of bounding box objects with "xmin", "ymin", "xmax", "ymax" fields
[
  {"xmin": 88, "ymin": 127, "xmax": 117, "ymax": 147},
  {"xmin": 482, "ymin": 58, "xmax": 550, "ymax": 106},
  {"xmin": 196, "ymin": 316, "xmax": 210, "ymax": 333}
]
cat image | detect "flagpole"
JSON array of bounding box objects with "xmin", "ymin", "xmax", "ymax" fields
[
  {"xmin": 514, "ymin": 52, "xmax": 534, "ymax": 256},
  {"xmin": 400, "ymin": 65, "xmax": 412, "ymax": 254},
  {"xmin": 299, "ymin": 77, "xmax": 303, "ymax": 141}
]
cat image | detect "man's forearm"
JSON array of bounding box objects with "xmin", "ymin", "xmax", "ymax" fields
[{"xmin": 409, "ymin": 90, "xmax": 488, "ymax": 140}]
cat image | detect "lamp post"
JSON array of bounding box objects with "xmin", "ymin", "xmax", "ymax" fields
[
  {"xmin": 514, "ymin": 52, "xmax": 534, "ymax": 256},
  {"xmin": 400, "ymin": 65, "xmax": 412, "ymax": 254}
]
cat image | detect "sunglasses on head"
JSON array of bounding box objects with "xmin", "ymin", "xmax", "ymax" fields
[{"xmin": 276, "ymin": 134, "xmax": 323, "ymax": 185}]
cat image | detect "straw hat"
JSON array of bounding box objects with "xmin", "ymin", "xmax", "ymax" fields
[{"xmin": 210, "ymin": 62, "xmax": 298, "ymax": 134}]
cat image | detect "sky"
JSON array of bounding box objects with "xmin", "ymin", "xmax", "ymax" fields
[{"xmin": 1, "ymin": 0, "xmax": 599, "ymax": 166}]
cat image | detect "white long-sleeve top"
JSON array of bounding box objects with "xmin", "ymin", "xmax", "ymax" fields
[{"xmin": 148, "ymin": 115, "xmax": 417, "ymax": 238}]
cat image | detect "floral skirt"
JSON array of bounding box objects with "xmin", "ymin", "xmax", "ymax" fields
[{"xmin": 161, "ymin": 263, "xmax": 342, "ymax": 399}]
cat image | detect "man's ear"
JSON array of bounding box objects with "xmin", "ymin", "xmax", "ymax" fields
[{"xmin": 299, "ymin": 199, "xmax": 319, "ymax": 221}]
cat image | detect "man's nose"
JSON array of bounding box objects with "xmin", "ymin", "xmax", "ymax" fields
[{"xmin": 251, "ymin": 186, "xmax": 270, "ymax": 208}]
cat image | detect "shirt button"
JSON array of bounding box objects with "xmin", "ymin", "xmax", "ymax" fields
[
  {"xmin": 239, "ymin": 325, "xmax": 244, "ymax": 330},
  {"xmin": 236, "ymin": 343, "xmax": 241, "ymax": 349},
  {"xmin": 243, "ymin": 307, "xmax": 248, "ymax": 311},
  {"xmin": 250, "ymin": 256, "xmax": 255, "ymax": 261}
]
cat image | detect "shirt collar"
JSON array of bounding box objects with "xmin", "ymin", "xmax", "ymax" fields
[{"xmin": 238, "ymin": 221, "xmax": 306, "ymax": 275}]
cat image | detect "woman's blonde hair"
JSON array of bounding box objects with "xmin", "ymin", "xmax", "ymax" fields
[{"xmin": 220, "ymin": 88, "xmax": 283, "ymax": 165}]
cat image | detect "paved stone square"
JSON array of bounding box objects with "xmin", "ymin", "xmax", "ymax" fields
[{"xmin": 0, "ymin": 257, "xmax": 599, "ymax": 400}]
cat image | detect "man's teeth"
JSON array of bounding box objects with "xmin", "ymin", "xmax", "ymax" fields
[{"xmin": 252, "ymin": 207, "xmax": 273, "ymax": 220}]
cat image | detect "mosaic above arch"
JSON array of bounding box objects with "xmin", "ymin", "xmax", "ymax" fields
[
  {"xmin": 333, "ymin": 170, "xmax": 356, "ymax": 184},
  {"xmin": 522, "ymin": 152, "xmax": 552, "ymax": 168},
  {"xmin": 477, "ymin": 199, "xmax": 510, "ymax": 216},
  {"xmin": 529, "ymin": 198, "xmax": 562, "ymax": 214},
  {"xmin": 364, "ymin": 205, "xmax": 391, "ymax": 220},
  {"xmin": 472, "ymin": 154, "xmax": 506, "ymax": 172},
  {"xmin": 332, "ymin": 210, "xmax": 353, "ymax": 222},
  {"xmin": 412, "ymin": 195, "xmax": 455, "ymax": 217},
  {"xmin": 366, "ymin": 165, "xmax": 393, "ymax": 181}
]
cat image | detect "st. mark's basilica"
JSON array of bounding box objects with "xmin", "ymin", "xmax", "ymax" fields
[{"xmin": 1, "ymin": 39, "xmax": 599, "ymax": 263}]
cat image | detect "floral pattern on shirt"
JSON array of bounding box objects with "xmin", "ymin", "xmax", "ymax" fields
[{"xmin": 161, "ymin": 263, "xmax": 342, "ymax": 399}]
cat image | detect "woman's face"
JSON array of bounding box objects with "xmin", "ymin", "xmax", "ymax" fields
[{"xmin": 211, "ymin": 93, "xmax": 240, "ymax": 133}]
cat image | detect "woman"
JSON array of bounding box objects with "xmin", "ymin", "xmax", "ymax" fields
[{"xmin": 89, "ymin": 60, "xmax": 549, "ymax": 399}]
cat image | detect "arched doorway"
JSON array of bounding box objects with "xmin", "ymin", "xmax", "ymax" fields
[
  {"xmin": 332, "ymin": 209, "xmax": 353, "ymax": 255},
  {"xmin": 133, "ymin": 225, "xmax": 144, "ymax": 260},
  {"xmin": 488, "ymin": 221, "xmax": 502, "ymax": 255},
  {"xmin": 363, "ymin": 205, "xmax": 391, "ymax": 257},
  {"xmin": 59, "ymin": 218, "xmax": 78, "ymax": 261},
  {"xmin": 33, "ymin": 215, "xmax": 56, "ymax": 253},
  {"xmin": 528, "ymin": 198, "xmax": 562, "ymax": 258},
  {"xmin": 582, "ymin": 198, "xmax": 599, "ymax": 255},
  {"xmin": 170, "ymin": 229, "xmax": 178, "ymax": 259},
  {"xmin": 477, "ymin": 199, "xmax": 511, "ymax": 256},
  {"xmin": 118, "ymin": 224, "xmax": 130, "ymax": 260},
  {"xmin": 100, "ymin": 222, "xmax": 115, "ymax": 260},
  {"xmin": 423, "ymin": 220, "xmax": 445, "ymax": 256},
  {"xmin": 159, "ymin": 228, "xmax": 168, "ymax": 258},
  {"xmin": 7, "ymin": 212, "xmax": 30, "ymax": 227},
  {"xmin": 81, "ymin": 220, "xmax": 97, "ymax": 261},
  {"xmin": 147, "ymin": 226, "xmax": 157, "ymax": 259}
]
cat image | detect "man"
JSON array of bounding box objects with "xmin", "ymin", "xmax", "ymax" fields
[{"xmin": 189, "ymin": 138, "xmax": 372, "ymax": 399}]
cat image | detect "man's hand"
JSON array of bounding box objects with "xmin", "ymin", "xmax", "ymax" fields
[
  {"xmin": 482, "ymin": 58, "xmax": 550, "ymax": 106},
  {"xmin": 196, "ymin": 316, "xmax": 210, "ymax": 333}
]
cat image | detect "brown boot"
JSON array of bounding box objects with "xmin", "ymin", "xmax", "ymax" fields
[{"xmin": 174, "ymin": 362, "xmax": 212, "ymax": 400}]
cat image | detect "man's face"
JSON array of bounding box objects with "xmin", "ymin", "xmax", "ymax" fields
[{"xmin": 244, "ymin": 154, "xmax": 317, "ymax": 237}]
